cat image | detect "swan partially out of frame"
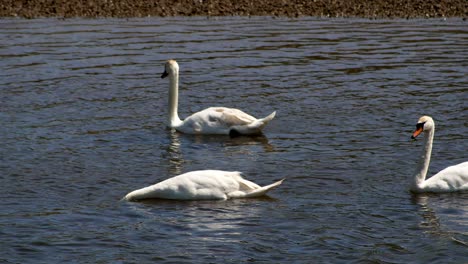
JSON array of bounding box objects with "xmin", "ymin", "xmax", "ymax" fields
[
  {"xmin": 410, "ymin": 115, "xmax": 468, "ymax": 193},
  {"xmin": 161, "ymin": 60, "xmax": 276, "ymax": 136},
  {"xmin": 123, "ymin": 170, "xmax": 284, "ymax": 201}
]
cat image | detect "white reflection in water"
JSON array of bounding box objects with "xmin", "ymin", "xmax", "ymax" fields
[
  {"xmin": 413, "ymin": 193, "xmax": 468, "ymax": 247},
  {"xmin": 165, "ymin": 129, "xmax": 275, "ymax": 175},
  {"xmin": 128, "ymin": 197, "xmax": 277, "ymax": 243},
  {"xmin": 167, "ymin": 129, "xmax": 184, "ymax": 175}
]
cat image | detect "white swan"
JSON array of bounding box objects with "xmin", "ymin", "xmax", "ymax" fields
[
  {"xmin": 410, "ymin": 116, "xmax": 468, "ymax": 193},
  {"xmin": 123, "ymin": 170, "xmax": 284, "ymax": 201},
  {"xmin": 161, "ymin": 60, "xmax": 276, "ymax": 136}
]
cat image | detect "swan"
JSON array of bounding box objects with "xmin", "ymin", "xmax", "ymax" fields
[
  {"xmin": 123, "ymin": 170, "xmax": 284, "ymax": 201},
  {"xmin": 410, "ymin": 116, "xmax": 468, "ymax": 193},
  {"xmin": 161, "ymin": 60, "xmax": 276, "ymax": 136}
]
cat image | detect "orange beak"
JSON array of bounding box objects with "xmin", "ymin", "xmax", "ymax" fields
[{"xmin": 411, "ymin": 127, "xmax": 423, "ymax": 139}]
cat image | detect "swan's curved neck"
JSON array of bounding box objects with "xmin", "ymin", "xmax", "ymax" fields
[
  {"xmin": 168, "ymin": 71, "xmax": 182, "ymax": 127},
  {"xmin": 414, "ymin": 125, "xmax": 434, "ymax": 188}
]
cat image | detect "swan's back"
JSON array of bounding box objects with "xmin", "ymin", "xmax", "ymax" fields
[
  {"xmin": 421, "ymin": 161, "xmax": 468, "ymax": 192},
  {"xmin": 123, "ymin": 170, "xmax": 282, "ymax": 201},
  {"xmin": 176, "ymin": 107, "xmax": 275, "ymax": 135}
]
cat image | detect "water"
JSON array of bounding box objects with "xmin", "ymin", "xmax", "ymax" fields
[{"xmin": 1, "ymin": 17, "xmax": 467, "ymax": 263}]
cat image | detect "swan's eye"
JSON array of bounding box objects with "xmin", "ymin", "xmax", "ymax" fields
[{"xmin": 416, "ymin": 122, "xmax": 425, "ymax": 129}]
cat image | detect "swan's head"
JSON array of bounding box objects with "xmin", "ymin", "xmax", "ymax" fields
[
  {"xmin": 161, "ymin": 59, "xmax": 179, "ymax": 79},
  {"xmin": 411, "ymin": 115, "xmax": 434, "ymax": 139}
]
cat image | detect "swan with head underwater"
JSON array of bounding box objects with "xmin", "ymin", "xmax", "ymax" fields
[
  {"xmin": 410, "ymin": 115, "xmax": 468, "ymax": 193},
  {"xmin": 123, "ymin": 170, "xmax": 284, "ymax": 201},
  {"xmin": 161, "ymin": 59, "xmax": 276, "ymax": 136}
]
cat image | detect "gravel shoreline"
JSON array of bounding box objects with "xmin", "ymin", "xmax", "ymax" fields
[{"xmin": 1, "ymin": 0, "xmax": 467, "ymax": 19}]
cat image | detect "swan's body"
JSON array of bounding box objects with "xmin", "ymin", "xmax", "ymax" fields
[
  {"xmin": 123, "ymin": 170, "xmax": 284, "ymax": 201},
  {"xmin": 410, "ymin": 116, "xmax": 468, "ymax": 193},
  {"xmin": 161, "ymin": 60, "xmax": 276, "ymax": 136}
]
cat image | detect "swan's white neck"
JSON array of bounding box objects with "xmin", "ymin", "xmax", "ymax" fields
[
  {"xmin": 168, "ymin": 71, "xmax": 182, "ymax": 128},
  {"xmin": 413, "ymin": 125, "xmax": 434, "ymax": 189}
]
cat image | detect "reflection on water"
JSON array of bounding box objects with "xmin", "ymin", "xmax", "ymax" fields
[
  {"xmin": 179, "ymin": 132, "xmax": 274, "ymax": 150},
  {"xmin": 412, "ymin": 193, "xmax": 468, "ymax": 247},
  {"xmin": 166, "ymin": 130, "xmax": 184, "ymax": 175},
  {"xmin": 165, "ymin": 130, "xmax": 275, "ymax": 175},
  {"xmin": 1, "ymin": 17, "xmax": 467, "ymax": 263},
  {"xmin": 128, "ymin": 197, "xmax": 279, "ymax": 245}
]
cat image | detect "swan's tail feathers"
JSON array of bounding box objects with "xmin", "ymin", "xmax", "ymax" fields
[
  {"xmin": 242, "ymin": 179, "xmax": 284, "ymax": 198},
  {"xmin": 258, "ymin": 111, "xmax": 276, "ymax": 126},
  {"xmin": 229, "ymin": 111, "xmax": 276, "ymax": 136},
  {"xmin": 248, "ymin": 111, "xmax": 276, "ymax": 130}
]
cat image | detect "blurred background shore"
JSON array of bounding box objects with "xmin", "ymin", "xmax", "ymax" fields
[{"xmin": 1, "ymin": 0, "xmax": 467, "ymax": 19}]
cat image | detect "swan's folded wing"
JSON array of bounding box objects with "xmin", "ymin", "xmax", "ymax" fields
[
  {"xmin": 229, "ymin": 179, "xmax": 284, "ymax": 198},
  {"xmin": 425, "ymin": 161, "xmax": 468, "ymax": 191},
  {"xmin": 213, "ymin": 107, "xmax": 257, "ymax": 126},
  {"xmin": 237, "ymin": 178, "xmax": 262, "ymax": 190}
]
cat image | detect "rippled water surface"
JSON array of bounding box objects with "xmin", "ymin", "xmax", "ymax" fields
[{"xmin": 1, "ymin": 17, "xmax": 467, "ymax": 263}]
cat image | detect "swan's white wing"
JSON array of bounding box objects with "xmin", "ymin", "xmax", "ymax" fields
[
  {"xmin": 190, "ymin": 107, "xmax": 256, "ymax": 126},
  {"xmin": 217, "ymin": 107, "xmax": 257, "ymax": 125},
  {"xmin": 123, "ymin": 170, "xmax": 283, "ymax": 201},
  {"xmin": 177, "ymin": 107, "xmax": 275, "ymax": 135},
  {"xmin": 423, "ymin": 161, "xmax": 468, "ymax": 192},
  {"xmin": 129, "ymin": 170, "xmax": 242, "ymax": 200},
  {"xmin": 228, "ymin": 179, "xmax": 284, "ymax": 198}
]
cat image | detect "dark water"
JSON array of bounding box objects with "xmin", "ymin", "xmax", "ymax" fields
[{"xmin": 1, "ymin": 17, "xmax": 467, "ymax": 263}]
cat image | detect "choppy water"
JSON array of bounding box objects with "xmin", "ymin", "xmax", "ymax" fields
[{"xmin": 1, "ymin": 17, "xmax": 467, "ymax": 263}]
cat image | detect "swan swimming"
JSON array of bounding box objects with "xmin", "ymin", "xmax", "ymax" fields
[
  {"xmin": 410, "ymin": 116, "xmax": 468, "ymax": 193},
  {"xmin": 123, "ymin": 170, "xmax": 284, "ymax": 201},
  {"xmin": 161, "ymin": 60, "xmax": 276, "ymax": 136}
]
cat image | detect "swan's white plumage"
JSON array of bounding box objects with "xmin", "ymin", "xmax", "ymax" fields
[
  {"xmin": 417, "ymin": 162, "xmax": 468, "ymax": 192},
  {"xmin": 410, "ymin": 116, "xmax": 468, "ymax": 193},
  {"xmin": 123, "ymin": 170, "xmax": 284, "ymax": 201},
  {"xmin": 161, "ymin": 59, "xmax": 276, "ymax": 135}
]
